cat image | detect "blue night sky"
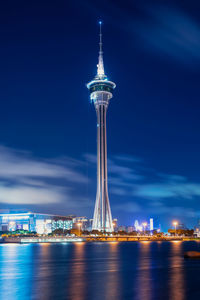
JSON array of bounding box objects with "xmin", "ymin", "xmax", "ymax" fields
[{"xmin": 0, "ymin": 0, "xmax": 200, "ymax": 230}]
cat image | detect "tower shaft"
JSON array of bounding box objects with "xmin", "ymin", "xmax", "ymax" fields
[{"xmin": 92, "ymin": 102, "xmax": 113, "ymax": 231}]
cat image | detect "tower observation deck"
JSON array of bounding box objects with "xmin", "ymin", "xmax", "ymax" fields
[{"xmin": 87, "ymin": 22, "xmax": 116, "ymax": 232}]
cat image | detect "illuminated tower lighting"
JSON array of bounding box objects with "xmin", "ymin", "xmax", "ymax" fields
[{"xmin": 87, "ymin": 22, "xmax": 116, "ymax": 232}]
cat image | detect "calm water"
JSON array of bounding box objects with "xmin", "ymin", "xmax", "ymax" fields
[{"xmin": 0, "ymin": 241, "xmax": 200, "ymax": 300}]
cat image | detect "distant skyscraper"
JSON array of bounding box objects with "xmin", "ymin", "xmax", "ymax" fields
[
  {"xmin": 150, "ymin": 218, "xmax": 154, "ymax": 231},
  {"xmin": 87, "ymin": 22, "xmax": 116, "ymax": 232},
  {"xmin": 134, "ymin": 220, "xmax": 139, "ymax": 231}
]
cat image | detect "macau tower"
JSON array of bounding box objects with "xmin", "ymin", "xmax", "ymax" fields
[{"xmin": 87, "ymin": 22, "xmax": 116, "ymax": 232}]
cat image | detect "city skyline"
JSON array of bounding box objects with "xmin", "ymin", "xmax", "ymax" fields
[{"xmin": 1, "ymin": 0, "xmax": 200, "ymax": 230}]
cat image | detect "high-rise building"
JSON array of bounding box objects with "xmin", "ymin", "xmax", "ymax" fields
[
  {"xmin": 150, "ymin": 218, "xmax": 154, "ymax": 231},
  {"xmin": 134, "ymin": 220, "xmax": 139, "ymax": 231},
  {"xmin": 87, "ymin": 22, "xmax": 116, "ymax": 232}
]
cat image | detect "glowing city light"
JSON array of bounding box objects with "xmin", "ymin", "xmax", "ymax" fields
[
  {"xmin": 173, "ymin": 221, "xmax": 178, "ymax": 236},
  {"xmin": 2, "ymin": 215, "xmax": 30, "ymax": 220}
]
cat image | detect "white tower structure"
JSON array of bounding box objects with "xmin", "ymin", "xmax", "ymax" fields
[{"xmin": 87, "ymin": 22, "xmax": 116, "ymax": 232}]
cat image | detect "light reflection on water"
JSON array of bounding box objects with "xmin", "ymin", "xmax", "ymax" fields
[
  {"xmin": 136, "ymin": 241, "xmax": 152, "ymax": 300},
  {"xmin": 34, "ymin": 243, "xmax": 52, "ymax": 299},
  {"xmin": 68, "ymin": 242, "xmax": 87, "ymax": 300},
  {"xmin": 0, "ymin": 244, "xmax": 32, "ymax": 300},
  {"xmin": 169, "ymin": 241, "xmax": 185, "ymax": 300},
  {"xmin": 104, "ymin": 242, "xmax": 121, "ymax": 300},
  {"xmin": 0, "ymin": 241, "xmax": 199, "ymax": 300}
]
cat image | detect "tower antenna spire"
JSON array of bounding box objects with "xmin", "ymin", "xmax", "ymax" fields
[
  {"xmin": 97, "ymin": 21, "xmax": 105, "ymax": 78},
  {"xmin": 99, "ymin": 20, "xmax": 102, "ymax": 55}
]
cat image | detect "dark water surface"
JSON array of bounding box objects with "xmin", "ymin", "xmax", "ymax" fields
[{"xmin": 0, "ymin": 241, "xmax": 200, "ymax": 300}]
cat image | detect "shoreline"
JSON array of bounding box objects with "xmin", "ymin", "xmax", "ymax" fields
[{"xmin": 1, "ymin": 236, "xmax": 200, "ymax": 244}]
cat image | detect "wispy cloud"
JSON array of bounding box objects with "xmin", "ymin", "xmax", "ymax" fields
[
  {"xmin": 113, "ymin": 154, "xmax": 141, "ymax": 163},
  {"xmin": 0, "ymin": 185, "xmax": 66, "ymax": 204},
  {"xmin": 85, "ymin": 153, "xmax": 143, "ymax": 182},
  {"xmin": 85, "ymin": 152, "xmax": 200, "ymax": 204},
  {"xmin": 134, "ymin": 182, "xmax": 200, "ymax": 200},
  {"xmin": 158, "ymin": 173, "xmax": 187, "ymax": 183},
  {"xmin": 114, "ymin": 202, "xmax": 141, "ymax": 213},
  {"xmin": 132, "ymin": 3, "xmax": 200, "ymax": 65},
  {"xmin": 0, "ymin": 145, "xmax": 88, "ymax": 205},
  {"xmin": 85, "ymin": 0, "xmax": 200, "ymax": 66},
  {"xmin": 143, "ymin": 200, "xmax": 197, "ymax": 218},
  {"xmin": 0, "ymin": 146, "xmax": 87, "ymax": 183}
]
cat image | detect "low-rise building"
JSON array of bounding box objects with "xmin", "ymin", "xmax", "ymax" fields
[
  {"xmin": 118, "ymin": 226, "xmax": 126, "ymax": 232},
  {"xmin": 73, "ymin": 216, "xmax": 92, "ymax": 231},
  {"xmin": 127, "ymin": 226, "xmax": 134, "ymax": 233}
]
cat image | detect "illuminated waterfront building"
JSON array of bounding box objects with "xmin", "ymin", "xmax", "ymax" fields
[
  {"xmin": 0, "ymin": 210, "xmax": 73, "ymax": 234},
  {"xmin": 87, "ymin": 22, "xmax": 116, "ymax": 232},
  {"xmin": 51, "ymin": 219, "xmax": 73, "ymax": 232}
]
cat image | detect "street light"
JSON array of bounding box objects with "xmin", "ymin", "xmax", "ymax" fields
[
  {"xmin": 142, "ymin": 222, "xmax": 147, "ymax": 235},
  {"xmin": 173, "ymin": 221, "xmax": 178, "ymax": 236},
  {"xmin": 77, "ymin": 223, "xmax": 82, "ymax": 236}
]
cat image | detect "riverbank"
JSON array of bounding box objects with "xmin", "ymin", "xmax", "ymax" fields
[
  {"xmin": 85, "ymin": 236, "xmax": 200, "ymax": 242},
  {"xmin": 1, "ymin": 235, "xmax": 200, "ymax": 244}
]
